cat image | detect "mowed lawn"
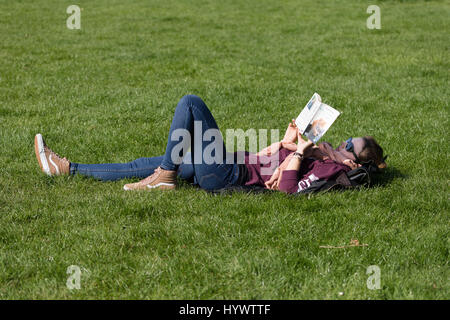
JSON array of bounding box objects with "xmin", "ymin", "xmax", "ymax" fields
[{"xmin": 0, "ymin": 0, "xmax": 448, "ymax": 299}]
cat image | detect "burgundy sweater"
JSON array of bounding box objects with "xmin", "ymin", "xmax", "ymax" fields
[
  {"xmin": 241, "ymin": 148, "xmax": 294, "ymax": 187},
  {"xmin": 278, "ymin": 159, "xmax": 351, "ymax": 194},
  {"xmin": 239, "ymin": 148, "xmax": 351, "ymax": 194}
]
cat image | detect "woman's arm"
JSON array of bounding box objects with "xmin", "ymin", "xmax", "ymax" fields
[
  {"xmin": 280, "ymin": 141, "xmax": 298, "ymax": 151},
  {"xmin": 257, "ymin": 120, "xmax": 299, "ymax": 156},
  {"xmin": 282, "ymin": 119, "xmax": 299, "ymax": 144},
  {"xmin": 278, "ymin": 132, "xmax": 314, "ymax": 193},
  {"xmin": 256, "ymin": 141, "xmax": 282, "ymax": 156},
  {"xmin": 265, "ymin": 153, "xmax": 294, "ymax": 189}
]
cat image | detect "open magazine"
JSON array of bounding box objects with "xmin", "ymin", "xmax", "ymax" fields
[{"xmin": 295, "ymin": 93, "xmax": 341, "ymax": 143}]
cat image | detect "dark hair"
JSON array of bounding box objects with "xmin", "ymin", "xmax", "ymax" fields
[{"xmin": 359, "ymin": 136, "xmax": 386, "ymax": 169}]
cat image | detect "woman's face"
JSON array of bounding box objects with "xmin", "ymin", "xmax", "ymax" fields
[{"xmin": 336, "ymin": 137, "xmax": 365, "ymax": 169}]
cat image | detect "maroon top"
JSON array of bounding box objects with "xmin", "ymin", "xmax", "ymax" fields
[
  {"xmin": 278, "ymin": 159, "xmax": 351, "ymax": 194},
  {"xmin": 237, "ymin": 148, "xmax": 294, "ymax": 187},
  {"xmin": 237, "ymin": 147, "xmax": 351, "ymax": 193}
]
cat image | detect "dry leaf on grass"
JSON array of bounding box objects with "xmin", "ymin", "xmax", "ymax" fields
[{"xmin": 319, "ymin": 239, "xmax": 368, "ymax": 249}]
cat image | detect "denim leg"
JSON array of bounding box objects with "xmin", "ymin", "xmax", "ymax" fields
[
  {"xmin": 160, "ymin": 95, "xmax": 239, "ymax": 190},
  {"xmin": 70, "ymin": 155, "xmax": 195, "ymax": 182},
  {"xmin": 161, "ymin": 95, "xmax": 224, "ymax": 170},
  {"xmin": 70, "ymin": 95, "xmax": 240, "ymax": 190}
]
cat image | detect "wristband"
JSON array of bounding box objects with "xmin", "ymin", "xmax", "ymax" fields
[{"xmin": 292, "ymin": 152, "xmax": 304, "ymax": 160}]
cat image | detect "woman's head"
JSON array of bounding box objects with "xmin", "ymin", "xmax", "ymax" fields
[{"xmin": 319, "ymin": 136, "xmax": 387, "ymax": 170}]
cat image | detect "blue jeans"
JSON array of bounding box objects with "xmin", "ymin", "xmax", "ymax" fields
[{"xmin": 70, "ymin": 95, "xmax": 241, "ymax": 191}]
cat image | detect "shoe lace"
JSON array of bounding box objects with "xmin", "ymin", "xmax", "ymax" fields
[
  {"xmin": 46, "ymin": 146, "xmax": 69, "ymax": 165},
  {"xmin": 139, "ymin": 167, "xmax": 162, "ymax": 184}
]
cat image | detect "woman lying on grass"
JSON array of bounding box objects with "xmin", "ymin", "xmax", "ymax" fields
[{"xmin": 34, "ymin": 95, "xmax": 387, "ymax": 194}]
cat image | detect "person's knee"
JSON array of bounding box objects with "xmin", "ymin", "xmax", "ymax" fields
[{"xmin": 177, "ymin": 94, "xmax": 205, "ymax": 111}]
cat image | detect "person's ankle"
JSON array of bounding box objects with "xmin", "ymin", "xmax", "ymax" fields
[{"xmin": 160, "ymin": 164, "xmax": 176, "ymax": 171}]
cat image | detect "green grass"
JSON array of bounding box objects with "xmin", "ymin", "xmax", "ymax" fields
[{"xmin": 0, "ymin": 0, "xmax": 449, "ymax": 299}]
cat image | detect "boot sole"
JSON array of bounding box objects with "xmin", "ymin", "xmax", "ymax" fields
[
  {"xmin": 34, "ymin": 134, "xmax": 51, "ymax": 176},
  {"xmin": 147, "ymin": 183, "xmax": 176, "ymax": 190},
  {"xmin": 123, "ymin": 183, "xmax": 176, "ymax": 191}
]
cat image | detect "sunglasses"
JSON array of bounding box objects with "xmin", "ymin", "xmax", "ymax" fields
[{"xmin": 345, "ymin": 137, "xmax": 362, "ymax": 164}]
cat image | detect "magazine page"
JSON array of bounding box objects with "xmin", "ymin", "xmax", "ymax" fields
[
  {"xmin": 303, "ymin": 103, "xmax": 341, "ymax": 143},
  {"xmin": 295, "ymin": 93, "xmax": 321, "ymax": 133}
]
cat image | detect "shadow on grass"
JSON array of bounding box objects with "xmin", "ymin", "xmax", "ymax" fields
[
  {"xmin": 203, "ymin": 166, "xmax": 407, "ymax": 198},
  {"xmin": 62, "ymin": 165, "xmax": 406, "ymax": 196},
  {"xmin": 372, "ymin": 166, "xmax": 407, "ymax": 187}
]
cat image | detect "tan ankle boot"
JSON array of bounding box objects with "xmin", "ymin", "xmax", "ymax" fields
[{"xmin": 123, "ymin": 167, "xmax": 177, "ymax": 191}]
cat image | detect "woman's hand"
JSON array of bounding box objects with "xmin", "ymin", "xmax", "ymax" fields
[
  {"xmin": 264, "ymin": 153, "xmax": 294, "ymax": 190},
  {"xmin": 282, "ymin": 119, "xmax": 298, "ymax": 144},
  {"xmin": 265, "ymin": 167, "xmax": 280, "ymax": 190},
  {"xmin": 281, "ymin": 141, "xmax": 298, "ymax": 151},
  {"xmin": 256, "ymin": 141, "xmax": 281, "ymax": 156},
  {"xmin": 296, "ymin": 131, "xmax": 314, "ymax": 157}
]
